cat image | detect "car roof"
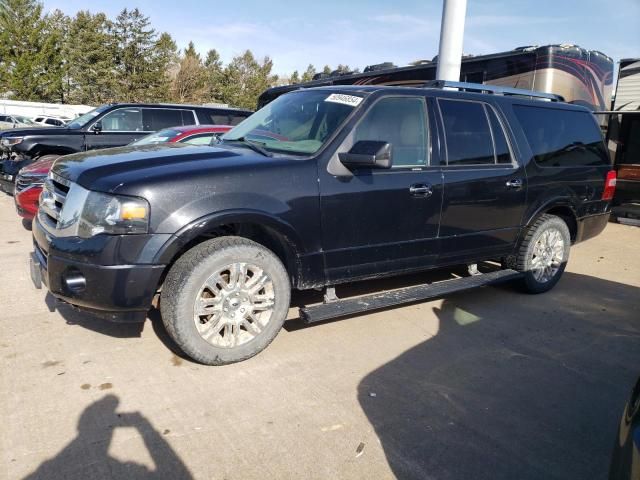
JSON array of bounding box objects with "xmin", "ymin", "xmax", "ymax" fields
[
  {"xmin": 105, "ymin": 103, "xmax": 253, "ymax": 113},
  {"xmin": 298, "ymin": 84, "xmax": 589, "ymax": 112}
]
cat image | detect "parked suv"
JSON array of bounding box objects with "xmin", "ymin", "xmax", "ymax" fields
[
  {"xmin": 29, "ymin": 82, "xmax": 615, "ymax": 365},
  {"xmin": 0, "ymin": 103, "xmax": 252, "ymax": 193}
]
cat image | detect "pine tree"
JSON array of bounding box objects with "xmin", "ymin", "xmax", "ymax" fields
[
  {"xmin": 0, "ymin": 0, "xmax": 49, "ymax": 100},
  {"xmin": 204, "ymin": 48, "xmax": 224, "ymax": 103},
  {"xmin": 64, "ymin": 11, "xmax": 117, "ymax": 104},
  {"xmin": 301, "ymin": 64, "xmax": 316, "ymax": 83},
  {"xmin": 113, "ymin": 8, "xmax": 161, "ymax": 102},
  {"xmin": 171, "ymin": 41, "xmax": 206, "ymax": 103},
  {"xmin": 220, "ymin": 50, "xmax": 278, "ymax": 110},
  {"xmin": 290, "ymin": 70, "xmax": 300, "ymax": 84},
  {"xmin": 150, "ymin": 32, "xmax": 178, "ymax": 101}
]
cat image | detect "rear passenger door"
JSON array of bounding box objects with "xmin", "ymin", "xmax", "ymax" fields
[{"xmin": 437, "ymin": 98, "xmax": 526, "ymax": 262}]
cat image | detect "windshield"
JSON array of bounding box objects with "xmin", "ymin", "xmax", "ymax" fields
[
  {"xmin": 67, "ymin": 105, "xmax": 110, "ymax": 129},
  {"xmin": 223, "ymin": 90, "xmax": 362, "ymax": 155},
  {"xmin": 131, "ymin": 129, "xmax": 181, "ymax": 146},
  {"xmin": 14, "ymin": 115, "xmax": 37, "ymax": 125}
]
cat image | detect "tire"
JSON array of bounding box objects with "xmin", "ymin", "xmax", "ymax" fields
[
  {"xmin": 160, "ymin": 236, "xmax": 291, "ymax": 365},
  {"xmin": 516, "ymin": 214, "xmax": 571, "ymax": 294}
]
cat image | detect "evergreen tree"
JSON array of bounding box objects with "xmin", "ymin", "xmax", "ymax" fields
[
  {"xmin": 301, "ymin": 64, "xmax": 316, "ymax": 82},
  {"xmin": 204, "ymin": 48, "xmax": 224, "ymax": 102},
  {"xmin": 150, "ymin": 32, "xmax": 178, "ymax": 101},
  {"xmin": 322, "ymin": 65, "xmax": 332, "ymax": 75},
  {"xmin": 113, "ymin": 8, "xmax": 162, "ymax": 102},
  {"xmin": 290, "ymin": 70, "xmax": 300, "ymax": 84},
  {"xmin": 64, "ymin": 11, "xmax": 116, "ymax": 104},
  {"xmin": 220, "ymin": 50, "xmax": 278, "ymax": 110},
  {"xmin": 0, "ymin": 0, "xmax": 49, "ymax": 100},
  {"xmin": 171, "ymin": 41, "xmax": 206, "ymax": 103}
]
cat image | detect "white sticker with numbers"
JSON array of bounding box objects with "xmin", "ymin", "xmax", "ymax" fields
[{"xmin": 324, "ymin": 93, "xmax": 363, "ymax": 107}]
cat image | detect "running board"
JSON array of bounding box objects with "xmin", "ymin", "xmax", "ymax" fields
[{"xmin": 299, "ymin": 269, "xmax": 522, "ymax": 324}]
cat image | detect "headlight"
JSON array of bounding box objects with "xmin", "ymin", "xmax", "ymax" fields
[
  {"xmin": 1, "ymin": 137, "xmax": 24, "ymax": 147},
  {"xmin": 78, "ymin": 191, "xmax": 149, "ymax": 238}
]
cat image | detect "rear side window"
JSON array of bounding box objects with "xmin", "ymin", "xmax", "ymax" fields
[
  {"xmin": 210, "ymin": 114, "xmax": 230, "ymax": 125},
  {"xmin": 229, "ymin": 113, "xmax": 249, "ymax": 125},
  {"xmin": 142, "ymin": 109, "xmax": 196, "ymax": 131},
  {"xmin": 513, "ymin": 105, "xmax": 609, "ymax": 167},
  {"xmin": 439, "ymin": 99, "xmax": 495, "ymax": 166}
]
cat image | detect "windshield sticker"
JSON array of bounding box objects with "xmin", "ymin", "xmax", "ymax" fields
[{"xmin": 324, "ymin": 93, "xmax": 363, "ymax": 107}]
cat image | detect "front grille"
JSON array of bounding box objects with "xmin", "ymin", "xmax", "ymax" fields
[
  {"xmin": 39, "ymin": 172, "xmax": 70, "ymax": 228},
  {"xmin": 15, "ymin": 174, "xmax": 45, "ymax": 193}
]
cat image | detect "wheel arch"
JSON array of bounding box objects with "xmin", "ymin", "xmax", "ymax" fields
[
  {"xmin": 525, "ymin": 200, "xmax": 578, "ymax": 243},
  {"xmin": 155, "ymin": 210, "xmax": 305, "ymax": 288}
]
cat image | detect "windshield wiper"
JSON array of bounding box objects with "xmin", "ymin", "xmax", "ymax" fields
[{"xmin": 224, "ymin": 137, "xmax": 273, "ymax": 157}]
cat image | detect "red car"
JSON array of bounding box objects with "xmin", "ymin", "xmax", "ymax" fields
[{"xmin": 14, "ymin": 124, "xmax": 233, "ymax": 224}]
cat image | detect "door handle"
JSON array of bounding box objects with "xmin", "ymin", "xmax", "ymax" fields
[
  {"xmin": 409, "ymin": 184, "xmax": 433, "ymax": 197},
  {"xmin": 505, "ymin": 178, "xmax": 523, "ymax": 189}
]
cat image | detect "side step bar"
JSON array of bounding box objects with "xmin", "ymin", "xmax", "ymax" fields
[{"xmin": 299, "ymin": 269, "xmax": 523, "ymax": 324}]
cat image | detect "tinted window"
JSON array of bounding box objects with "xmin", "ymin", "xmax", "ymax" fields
[
  {"xmin": 229, "ymin": 113, "xmax": 250, "ymax": 125},
  {"xmin": 143, "ymin": 109, "xmax": 196, "ymax": 131},
  {"xmin": 131, "ymin": 129, "xmax": 181, "ymax": 146},
  {"xmin": 210, "ymin": 114, "xmax": 229, "ymax": 125},
  {"xmin": 181, "ymin": 134, "xmax": 215, "ymax": 145},
  {"xmin": 0, "ymin": 115, "xmax": 7, "ymax": 122},
  {"xmin": 439, "ymin": 99, "xmax": 494, "ymax": 165},
  {"xmin": 616, "ymin": 116, "xmax": 640, "ymax": 166},
  {"xmin": 487, "ymin": 108, "xmax": 512, "ymax": 164},
  {"xmin": 354, "ymin": 97, "xmax": 428, "ymax": 167},
  {"xmin": 513, "ymin": 105, "xmax": 609, "ymax": 167},
  {"xmin": 100, "ymin": 108, "xmax": 143, "ymax": 131}
]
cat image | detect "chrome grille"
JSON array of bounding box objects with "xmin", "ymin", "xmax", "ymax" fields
[
  {"xmin": 15, "ymin": 174, "xmax": 46, "ymax": 193},
  {"xmin": 39, "ymin": 172, "xmax": 70, "ymax": 228}
]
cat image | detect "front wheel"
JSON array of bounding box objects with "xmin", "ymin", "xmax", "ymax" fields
[
  {"xmin": 516, "ymin": 214, "xmax": 571, "ymax": 294},
  {"xmin": 160, "ymin": 237, "xmax": 291, "ymax": 365}
]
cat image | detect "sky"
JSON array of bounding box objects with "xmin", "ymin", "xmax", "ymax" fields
[{"xmin": 43, "ymin": 0, "xmax": 640, "ymax": 77}]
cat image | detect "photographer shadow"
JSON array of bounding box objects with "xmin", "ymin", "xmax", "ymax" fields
[{"xmin": 23, "ymin": 395, "xmax": 192, "ymax": 480}]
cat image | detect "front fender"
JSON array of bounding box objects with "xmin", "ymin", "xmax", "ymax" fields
[{"xmin": 153, "ymin": 209, "xmax": 306, "ymax": 265}]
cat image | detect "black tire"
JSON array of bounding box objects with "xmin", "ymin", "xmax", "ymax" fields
[
  {"xmin": 160, "ymin": 236, "xmax": 291, "ymax": 365},
  {"xmin": 21, "ymin": 218, "xmax": 33, "ymax": 231},
  {"xmin": 516, "ymin": 214, "xmax": 571, "ymax": 294}
]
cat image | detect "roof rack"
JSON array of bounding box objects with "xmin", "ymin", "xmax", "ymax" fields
[{"xmin": 424, "ymin": 80, "xmax": 565, "ymax": 102}]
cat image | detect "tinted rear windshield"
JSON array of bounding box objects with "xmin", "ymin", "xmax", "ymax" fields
[{"xmin": 514, "ymin": 105, "xmax": 609, "ymax": 167}]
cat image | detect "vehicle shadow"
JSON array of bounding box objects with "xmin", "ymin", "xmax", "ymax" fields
[
  {"xmin": 22, "ymin": 394, "xmax": 192, "ymax": 480},
  {"xmin": 357, "ymin": 272, "xmax": 640, "ymax": 480}
]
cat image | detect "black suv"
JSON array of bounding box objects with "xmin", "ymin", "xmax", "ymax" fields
[
  {"xmin": 29, "ymin": 82, "xmax": 615, "ymax": 365},
  {"xmin": 0, "ymin": 103, "xmax": 252, "ymax": 193}
]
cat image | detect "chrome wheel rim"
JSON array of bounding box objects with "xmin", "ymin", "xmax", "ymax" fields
[
  {"xmin": 530, "ymin": 227, "xmax": 565, "ymax": 283},
  {"xmin": 193, "ymin": 263, "xmax": 275, "ymax": 348}
]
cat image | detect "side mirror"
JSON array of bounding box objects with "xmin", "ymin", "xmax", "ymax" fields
[
  {"xmin": 338, "ymin": 140, "xmax": 392, "ymax": 169},
  {"xmin": 91, "ymin": 121, "xmax": 103, "ymax": 134}
]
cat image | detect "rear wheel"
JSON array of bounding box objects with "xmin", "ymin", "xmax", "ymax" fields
[
  {"xmin": 160, "ymin": 236, "xmax": 291, "ymax": 365},
  {"xmin": 516, "ymin": 214, "xmax": 570, "ymax": 294}
]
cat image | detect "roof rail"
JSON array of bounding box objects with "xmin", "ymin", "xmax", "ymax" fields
[{"xmin": 424, "ymin": 80, "xmax": 565, "ymax": 102}]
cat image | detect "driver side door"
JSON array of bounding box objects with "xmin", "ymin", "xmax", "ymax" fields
[{"xmin": 318, "ymin": 95, "xmax": 443, "ymax": 283}]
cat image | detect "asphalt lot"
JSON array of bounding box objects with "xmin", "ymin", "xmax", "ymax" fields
[{"xmin": 1, "ymin": 191, "xmax": 639, "ymax": 480}]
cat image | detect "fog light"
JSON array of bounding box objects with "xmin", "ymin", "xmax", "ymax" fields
[{"xmin": 63, "ymin": 271, "xmax": 86, "ymax": 293}]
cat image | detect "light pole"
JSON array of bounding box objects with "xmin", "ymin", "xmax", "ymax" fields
[{"xmin": 435, "ymin": 0, "xmax": 468, "ymax": 82}]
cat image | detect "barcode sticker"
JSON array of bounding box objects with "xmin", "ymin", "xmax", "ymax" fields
[{"xmin": 324, "ymin": 93, "xmax": 363, "ymax": 107}]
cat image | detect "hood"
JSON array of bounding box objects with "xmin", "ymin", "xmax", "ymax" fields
[
  {"xmin": 0, "ymin": 126, "xmax": 68, "ymax": 137},
  {"xmin": 20, "ymin": 157, "xmax": 57, "ymax": 175},
  {"xmin": 51, "ymin": 143, "xmax": 286, "ymax": 194}
]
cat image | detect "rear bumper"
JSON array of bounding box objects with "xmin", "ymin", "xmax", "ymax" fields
[
  {"xmin": 32, "ymin": 216, "xmax": 167, "ymax": 322},
  {"xmin": 575, "ymin": 212, "xmax": 610, "ymax": 244}
]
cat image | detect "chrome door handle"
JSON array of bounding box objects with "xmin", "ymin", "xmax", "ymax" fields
[
  {"xmin": 409, "ymin": 184, "xmax": 433, "ymax": 197},
  {"xmin": 505, "ymin": 178, "xmax": 523, "ymax": 189}
]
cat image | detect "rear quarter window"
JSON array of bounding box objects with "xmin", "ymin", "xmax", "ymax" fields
[{"xmin": 513, "ymin": 105, "xmax": 609, "ymax": 167}]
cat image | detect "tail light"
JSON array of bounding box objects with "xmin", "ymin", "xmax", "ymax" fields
[{"xmin": 602, "ymin": 170, "xmax": 617, "ymax": 201}]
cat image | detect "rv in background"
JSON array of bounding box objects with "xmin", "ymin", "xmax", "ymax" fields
[
  {"xmin": 258, "ymin": 44, "xmax": 613, "ymax": 111},
  {"xmin": 605, "ymin": 58, "xmax": 640, "ymax": 223}
]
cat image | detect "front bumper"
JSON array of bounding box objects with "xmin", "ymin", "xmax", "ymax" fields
[{"xmin": 32, "ymin": 216, "xmax": 168, "ymax": 322}]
